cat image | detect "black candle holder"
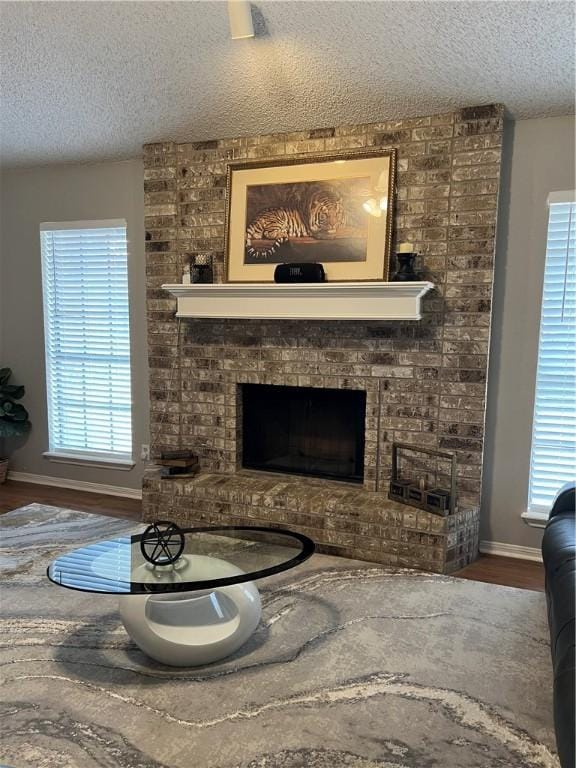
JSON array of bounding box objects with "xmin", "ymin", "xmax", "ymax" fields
[
  {"xmin": 191, "ymin": 254, "xmax": 213, "ymax": 284},
  {"xmin": 391, "ymin": 251, "xmax": 420, "ymax": 282}
]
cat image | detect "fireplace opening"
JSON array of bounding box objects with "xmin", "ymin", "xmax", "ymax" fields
[{"xmin": 242, "ymin": 384, "xmax": 366, "ymax": 483}]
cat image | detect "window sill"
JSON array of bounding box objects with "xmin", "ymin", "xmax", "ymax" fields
[
  {"xmin": 43, "ymin": 451, "xmax": 135, "ymax": 471},
  {"xmin": 521, "ymin": 509, "xmax": 549, "ymax": 529}
]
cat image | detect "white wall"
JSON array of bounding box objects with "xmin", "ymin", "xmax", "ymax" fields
[
  {"xmin": 482, "ymin": 115, "xmax": 576, "ymax": 549},
  {"xmin": 0, "ymin": 159, "xmax": 148, "ymax": 490}
]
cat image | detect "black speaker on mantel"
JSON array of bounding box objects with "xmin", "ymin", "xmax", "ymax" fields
[{"xmin": 274, "ymin": 263, "xmax": 326, "ymax": 283}]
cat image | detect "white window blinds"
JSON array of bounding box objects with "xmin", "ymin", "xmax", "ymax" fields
[
  {"xmin": 528, "ymin": 195, "xmax": 576, "ymax": 512},
  {"xmin": 40, "ymin": 221, "xmax": 133, "ymax": 460}
]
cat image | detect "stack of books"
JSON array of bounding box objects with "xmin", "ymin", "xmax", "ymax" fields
[{"xmin": 157, "ymin": 450, "xmax": 199, "ymax": 479}]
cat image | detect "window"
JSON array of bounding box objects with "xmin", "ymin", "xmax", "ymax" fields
[
  {"xmin": 40, "ymin": 220, "xmax": 133, "ymax": 464},
  {"xmin": 528, "ymin": 193, "xmax": 576, "ymax": 515}
]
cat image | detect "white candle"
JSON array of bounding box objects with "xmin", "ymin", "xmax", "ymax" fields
[{"xmin": 397, "ymin": 242, "xmax": 414, "ymax": 253}]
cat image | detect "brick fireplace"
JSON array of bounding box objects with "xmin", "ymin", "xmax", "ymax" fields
[{"xmin": 142, "ymin": 104, "xmax": 504, "ymax": 573}]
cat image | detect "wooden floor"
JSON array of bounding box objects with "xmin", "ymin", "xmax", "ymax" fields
[
  {"xmin": 458, "ymin": 554, "xmax": 544, "ymax": 592},
  {"xmin": 0, "ymin": 479, "xmax": 545, "ymax": 592},
  {"xmin": 0, "ymin": 479, "xmax": 141, "ymax": 521}
]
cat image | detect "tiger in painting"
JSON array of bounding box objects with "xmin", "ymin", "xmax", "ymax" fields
[{"xmin": 245, "ymin": 184, "xmax": 345, "ymax": 259}]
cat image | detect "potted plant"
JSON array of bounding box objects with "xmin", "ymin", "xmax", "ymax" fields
[{"xmin": 0, "ymin": 367, "xmax": 31, "ymax": 483}]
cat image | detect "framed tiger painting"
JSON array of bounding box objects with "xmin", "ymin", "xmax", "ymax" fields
[{"xmin": 224, "ymin": 148, "xmax": 396, "ymax": 283}]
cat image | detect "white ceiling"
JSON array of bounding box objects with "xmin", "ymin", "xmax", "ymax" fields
[{"xmin": 0, "ymin": 1, "xmax": 574, "ymax": 168}]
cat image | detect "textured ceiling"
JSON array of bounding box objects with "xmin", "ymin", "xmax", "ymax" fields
[{"xmin": 0, "ymin": 1, "xmax": 574, "ymax": 168}]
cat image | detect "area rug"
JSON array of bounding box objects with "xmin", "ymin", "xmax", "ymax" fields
[{"xmin": 0, "ymin": 504, "xmax": 559, "ymax": 768}]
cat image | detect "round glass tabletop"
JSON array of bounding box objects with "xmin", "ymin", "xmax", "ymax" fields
[{"xmin": 47, "ymin": 525, "xmax": 315, "ymax": 595}]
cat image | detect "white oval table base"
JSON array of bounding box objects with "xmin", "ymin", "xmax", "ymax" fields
[{"xmin": 119, "ymin": 556, "xmax": 262, "ymax": 666}]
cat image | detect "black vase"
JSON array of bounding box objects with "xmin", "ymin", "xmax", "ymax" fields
[{"xmin": 391, "ymin": 252, "xmax": 419, "ymax": 282}]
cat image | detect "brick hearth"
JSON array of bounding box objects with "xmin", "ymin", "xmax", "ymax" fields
[{"xmin": 143, "ymin": 471, "xmax": 479, "ymax": 574}]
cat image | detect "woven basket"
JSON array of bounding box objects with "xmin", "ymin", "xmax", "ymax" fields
[{"xmin": 0, "ymin": 458, "xmax": 8, "ymax": 484}]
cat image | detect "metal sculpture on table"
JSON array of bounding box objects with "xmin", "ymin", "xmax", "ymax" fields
[{"xmin": 140, "ymin": 521, "xmax": 185, "ymax": 566}]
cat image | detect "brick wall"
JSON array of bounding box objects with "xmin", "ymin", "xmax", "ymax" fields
[{"xmin": 143, "ymin": 104, "xmax": 504, "ymax": 516}]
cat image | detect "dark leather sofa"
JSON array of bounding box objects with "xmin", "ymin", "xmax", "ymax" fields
[{"xmin": 542, "ymin": 482, "xmax": 575, "ymax": 768}]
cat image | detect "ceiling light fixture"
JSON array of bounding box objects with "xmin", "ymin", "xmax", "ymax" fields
[{"xmin": 228, "ymin": 0, "xmax": 254, "ymax": 39}]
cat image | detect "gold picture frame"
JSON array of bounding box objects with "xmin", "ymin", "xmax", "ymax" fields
[{"xmin": 224, "ymin": 148, "xmax": 396, "ymax": 283}]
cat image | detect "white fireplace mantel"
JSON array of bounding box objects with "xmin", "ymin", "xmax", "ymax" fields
[{"xmin": 161, "ymin": 281, "xmax": 434, "ymax": 321}]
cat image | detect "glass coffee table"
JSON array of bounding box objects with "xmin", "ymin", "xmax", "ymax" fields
[{"xmin": 47, "ymin": 524, "xmax": 315, "ymax": 667}]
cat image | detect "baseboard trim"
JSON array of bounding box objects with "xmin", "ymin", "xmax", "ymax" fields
[
  {"xmin": 479, "ymin": 540, "xmax": 543, "ymax": 563},
  {"xmin": 7, "ymin": 471, "xmax": 142, "ymax": 500}
]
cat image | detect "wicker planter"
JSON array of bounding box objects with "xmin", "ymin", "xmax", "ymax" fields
[{"xmin": 0, "ymin": 458, "xmax": 8, "ymax": 484}]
